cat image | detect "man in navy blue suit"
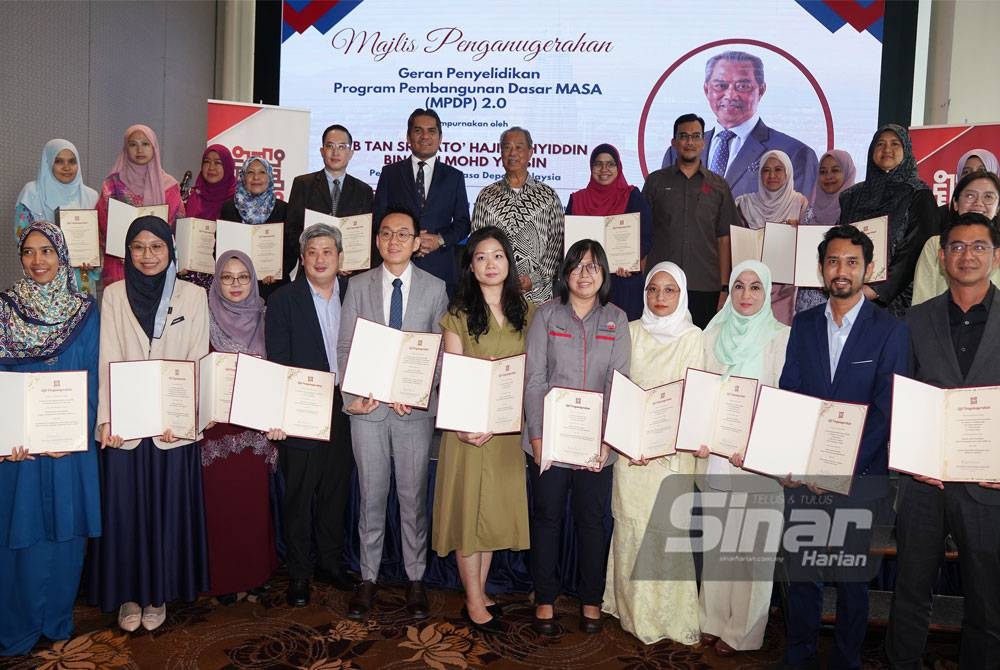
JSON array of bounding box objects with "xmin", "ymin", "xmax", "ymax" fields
[
  {"xmin": 777, "ymin": 225, "xmax": 909, "ymax": 669},
  {"xmin": 374, "ymin": 108, "xmax": 471, "ymax": 295}
]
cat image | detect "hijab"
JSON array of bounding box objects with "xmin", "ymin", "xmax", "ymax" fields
[
  {"xmin": 956, "ymin": 148, "xmax": 999, "ymax": 178},
  {"xmin": 124, "ymin": 216, "xmax": 177, "ymax": 341},
  {"xmin": 810, "ymin": 149, "xmax": 857, "ymax": 225},
  {"xmin": 706, "ymin": 260, "xmax": 786, "ymax": 379},
  {"xmin": 186, "ymin": 144, "xmax": 237, "ymax": 220},
  {"xmin": 735, "ymin": 149, "xmax": 807, "ymax": 227},
  {"xmin": 639, "ymin": 261, "xmax": 698, "ymax": 344},
  {"xmin": 570, "ymin": 143, "xmax": 633, "ymax": 216},
  {"xmin": 208, "ymin": 250, "xmax": 266, "ymax": 355},
  {"xmin": 111, "ymin": 124, "xmax": 177, "ymax": 205},
  {"xmin": 233, "ymin": 157, "xmax": 277, "ymax": 224},
  {"xmin": 16, "ymin": 139, "xmax": 99, "ymax": 222},
  {"xmin": 0, "ymin": 221, "xmax": 93, "ymax": 362},
  {"xmin": 849, "ymin": 124, "xmax": 928, "ymax": 217}
]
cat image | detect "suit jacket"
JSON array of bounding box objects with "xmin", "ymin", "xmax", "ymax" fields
[
  {"xmin": 906, "ymin": 287, "xmax": 1000, "ymax": 505},
  {"xmin": 285, "ymin": 170, "xmax": 374, "ymax": 260},
  {"xmin": 779, "ymin": 299, "xmax": 909, "ymax": 498},
  {"xmin": 662, "ymin": 118, "xmax": 819, "ymax": 199},
  {"xmin": 336, "ymin": 264, "xmax": 449, "ymax": 421},
  {"xmin": 373, "ymin": 158, "xmax": 471, "ymax": 287}
]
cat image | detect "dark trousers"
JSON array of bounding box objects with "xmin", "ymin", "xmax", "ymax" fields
[
  {"xmin": 528, "ymin": 458, "xmax": 612, "ymax": 606},
  {"xmin": 279, "ymin": 388, "xmax": 354, "ymax": 580},
  {"xmin": 687, "ymin": 290, "xmax": 720, "ymax": 329},
  {"xmin": 886, "ymin": 478, "xmax": 1000, "ymax": 670}
]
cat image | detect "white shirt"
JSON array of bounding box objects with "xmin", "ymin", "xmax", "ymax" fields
[
  {"xmin": 709, "ymin": 113, "xmax": 760, "ymax": 169},
  {"xmin": 307, "ymin": 278, "xmax": 342, "ymax": 383},
  {"xmin": 410, "ymin": 155, "xmax": 437, "ymax": 197},
  {"xmin": 824, "ymin": 295, "xmax": 865, "ymax": 381},
  {"xmin": 381, "ymin": 262, "xmax": 414, "ymax": 325}
]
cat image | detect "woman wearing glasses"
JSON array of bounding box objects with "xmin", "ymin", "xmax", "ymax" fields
[
  {"xmin": 200, "ymin": 251, "xmax": 277, "ymax": 604},
  {"xmin": 523, "ymin": 240, "xmax": 630, "ymax": 635},
  {"xmin": 912, "ymin": 171, "xmax": 1000, "ymax": 305}
]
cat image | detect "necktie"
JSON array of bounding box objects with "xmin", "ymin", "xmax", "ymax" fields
[
  {"xmin": 389, "ymin": 278, "xmax": 403, "ymax": 329},
  {"xmin": 709, "ymin": 129, "xmax": 736, "ymax": 176},
  {"xmin": 416, "ymin": 161, "xmax": 426, "ymax": 210},
  {"xmin": 330, "ymin": 178, "xmax": 341, "ymax": 215}
]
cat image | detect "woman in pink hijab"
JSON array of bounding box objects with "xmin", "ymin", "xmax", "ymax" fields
[{"xmin": 96, "ymin": 125, "xmax": 185, "ymax": 285}]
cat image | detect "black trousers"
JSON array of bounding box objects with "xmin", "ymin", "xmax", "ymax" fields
[
  {"xmin": 279, "ymin": 388, "xmax": 354, "ymax": 580},
  {"xmin": 687, "ymin": 290, "xmax": 721, "ymax": 329}
]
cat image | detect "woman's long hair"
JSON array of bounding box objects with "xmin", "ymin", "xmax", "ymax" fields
[{"xmin": 449, "ymin": 226, "xmax": 528, "ymax": 341}]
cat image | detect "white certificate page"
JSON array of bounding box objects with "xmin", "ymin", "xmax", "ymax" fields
[
  {"xmin": 436, "ymin": 353, "xmax": 526, "ymax": 434},
  {"xmin": 198, "ymin": 352, "xmax": 238, "ymax": 432},
  {"xmin": 229, "ymin": 353, "xmax": 290, "ymax": 433},
  {"xmin": 111, "ymin": 360, "xmax": 195, "ymax": 440},
  {"xmin": 282, "ymin": 366, "xmax": 336, "ymax": 440},
  {"xmin": 541, "ymin": 387, "xmax": 604, "ymax": 469},
  {"xmin": 341, "ymin": 319, "xmax": 442, "ymax": 407},
  {"xmin": 58, "ymin": 209, "xmax": 101, "ymax": 267},
  {"xmin": 25, "ymin": 370, "xmax": 89, "ymax": 453},
  {"xmin": 176, "ymin": 217, "xmax": 217, "ymax": 275},
  {"xmin": 304, "ymin": 209, "xmax": 373, "ymax": 272},
  {"xmin": 730, "ymin": 225, "xmax": 764, "ymax": 268},
  {"xmin": 106, "ymin": 200, "xmax": 168, "ymax": 258},
  {"xmin": 761, "ymin": 222, "xmax": 797, "ymax": 285}
]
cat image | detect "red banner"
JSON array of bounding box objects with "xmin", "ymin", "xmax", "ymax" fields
[{"xmin": 910, "ymin": 123, "xmax": 1000, "ymax": 206}]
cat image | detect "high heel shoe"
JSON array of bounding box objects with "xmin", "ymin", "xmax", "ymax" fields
[{"xmin": 460, "ymin": 606, "xmax": 505, "ymax": 634}]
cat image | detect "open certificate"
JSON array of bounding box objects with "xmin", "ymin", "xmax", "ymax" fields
[
  {"xmin": 303, "ymin": 209, "xmax": 373, "ymax": 271},
  {"xmin": 603, "ymin": 370, "xmax": 683, "ymax": 460},
  {"xmin": 176, "ymin": 217, "xmax": 217, "ymax": 274},
  {"xmin": 0, "ymin": 371, "xmax": 89, "ymax": 456},
  {"xmin": 675, "ymin": 368, "xmax": 758, "ymax": 457},
  {"xmin": 742, "ymin": 386, "xmax": 867, "ymax": 495},
  {"xmin": 56, "ymin": 209, "xmax": 101, "ymax": 267},
  {"xmin": 197, "ymin": 352, "xmax": 237, "ymax": 432},
  {"xmin": 228, "ymin": 353, "xmax": 335, "ymax": 440},
  {"xmin": 436, "ymin": 352, "xmax": 526, "ymax": 434},
  {"xmin": 890, "ymin": 375, "xmax": 1000, "ymax": 482},
  {"xmin": 109, "ymin": 360, "xmax": 196, "ymax": 441},
  {"xmin": 792, "ymin": 216, "xmax": 889, "ymax": 287},
  {"xmin": 216, "ymin": 220, "xmax": 283, "ymax": 279},
  {"xmin": 564, "ymin": 213, "xmax": 640, "ymax": 271},
  {"xmin": 341, "ymin": 318, "xmax": 442, "ymax": 409},
  {"xmin": 540, "ymin": 388, "xmax": 604, "ymax": 471},
  {"xmin": 106, "ymin": 199, "xmax": 168, "ymax": 258}
]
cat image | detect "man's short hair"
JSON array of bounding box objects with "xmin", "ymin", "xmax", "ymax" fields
[
  {"xmin": 941, "ymin": 212, "xmax": 1000, "ymax": 248},
  {"xmin": 321, "ymin": 124, "xmax": 353, "ymax": 145},
  {"xmin": 500, "ymin": 126, "xmax": 533, "ymax": 150},
  {"xmin": 673, "ymin": 113, "xmax": 706, "ymax": 137},
  {"xmin": 818, "ymin": 224, "xmax": 874, "ymax": 266},
  {"xmin": 407, "ymin": 108, "xmax": 441, "ymax": 134},
  {"xmin": 705, "ymin": 51, "xmax": 765, "ymax": 87},
  {"xmin": 299, "ymin": 222, "xmax": 343, "ymax": 253},
  {"xmin": 381, "ymin": 204, "xmax": 422, "ymax": 236}
]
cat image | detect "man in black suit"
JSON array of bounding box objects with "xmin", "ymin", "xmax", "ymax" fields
[
  {"xmin": 374, "ymin": 108, "xmax": 471, "ymax": 295},
  {"xmin": 886, "ymin": 213, "xmax": 1000, "ymax": 669},
  {"xmin": 265, "ymin": 223, "xmax": 356, "ymax": 606}
]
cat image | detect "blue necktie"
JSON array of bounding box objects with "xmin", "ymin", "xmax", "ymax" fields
[
  {"xmin": 416, "ymin": 161, "xmax": 426, "ymax": 211},
  {"xmin": 709, "ymin": 129, "xmax": 736, "ymax": 176},
  {"xmin": 389, "ymin": 278, "xmax": 403, "ymax": 329}
]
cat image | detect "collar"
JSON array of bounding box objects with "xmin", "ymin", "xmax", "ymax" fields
[
  {"xmin": 381, "ymin": 262, "xmax": 414, "ymax": 286},
  {"xmin": 947, "ymin": 283, "xmax": 995, "ymax": 317},
  {"xmin": 306, "ymin": 277, "xmax": 340, "ymax": 301},
  {"xmin": 824, "ymin": 294, "xmax": 865, "ymax": 329},
  {"xmin": 715, "ymin": 114, "xmax": 760, "ymax": 144},
  {"xmin": 323, "ymin": 168, "xmax": 347, "ymax": 181},
  {"xmin": 410, "ymin": 155, "xmax": 437, "ymax": 169},
  {"xmin": 502, "ymin": 173, "xmax": 537, "ymax": 191}
]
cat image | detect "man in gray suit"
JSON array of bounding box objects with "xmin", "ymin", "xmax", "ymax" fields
[
  {"xmin": 337, "ymin": 204, "xmax": 449, "ymax": 620},
  {"xmin": 886, "ymin": 212, "xmax": 1000, "ymax": 669}
]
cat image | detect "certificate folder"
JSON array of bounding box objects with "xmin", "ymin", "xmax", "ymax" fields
[
  {"xmin": 603, "ymin": 370, "xmax": 683, "ymax": 460},
  {"xmin": 216, "ymin": 220, "xmax": 284, "ymax": 279},
  {"xmin": 0, "ymin": 370, "xmax": 89, "ymax": 456},
  {"xmin": 675, "ymin": 368, "xmax": 758, "ymax": 457},
  {"xmin": 197, "ymin": 352, "xmax": 238, "ymax": 432},
  {"xmin": 175, "ymin": 217, "xmax": 217, "ymax": 274},
  {"xmin": 303, "ymin": 209, "xmax": 373, "ymax": 272},
  {"xmin": 436, "ymin": 352, "xmax": 526, "ymax": 434},
  {"xmin": 564, "ymin": 213, "xmax": 641, "ymax": 272},
  {"xmin": 109, "ymin": 359, "xmax": 197, "ymax": 441},
  {"xmin": 341, "ymin": 318, "xmax": 442, "ymax": 409},
  {"xmin": 55, "ymin": 208, "xmax": 101, "ymax": 267},
  {"xmin": 540, "ymin": 387, "xmax": 603, "ymax": 472},
  {"xmin": 106, "ymin": 199, "xmax": 168, "ymax": 258}
]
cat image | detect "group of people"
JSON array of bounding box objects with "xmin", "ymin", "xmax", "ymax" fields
[{"xmin": 2, "ymin": 100, "xmax": 998, "ymax": 670}]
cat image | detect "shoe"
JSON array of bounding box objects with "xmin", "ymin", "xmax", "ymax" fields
[
  {"xmin": 141, "ymin": 603, "xmax": 166, "ymax": 631},
  {"xmin": 406, "ymin": 581, "xmax": 429, "ymax": 619},
  {"xmin": 714, "ymin": 638, "xmax": 737, "ymax": 657},
  {"xmin": 579, "ymin": 609, "xmax": 603, "ymax": 634},
  {"xmin": 286, "ymin": 578, "xmax": 311, "ymax": 607},
  {"xmin": 347, "ymin": 580, "xmax": 377, "ymax": 620},
  {"xmin": 216, "ymin": 593, "xmax": 238, "ymax": 606},
  {"xmin": 531, "ymin": 614, "xmax": 558, "ymax": 635},
  {"xmin": 315, "ymin": 567, "xmax": 359, "ymax": 592},
  {"xmin": 461, "ymin": 606, "xmax": 505, "ymax": 634},
  {"xmin": 486, "ymin": 602, "xmax": 504, "ymax": 619},
  {"xmin": 700, "ymin": 632, "xmax": 720, "ymax": 646},
  {"xmin": 118, "ymin": 602, "xmax": 142, "ymax": 632}
]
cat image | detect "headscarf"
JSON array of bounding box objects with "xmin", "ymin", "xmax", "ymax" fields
[
  {"xmin": 233, "ymin": 157, "xmax": 277, "ymax": 224},
  {"xmin": 810, "ymin": 149, "xmax": 857, "ymax": 225},
  {"xmin": 735, "ymin": 150, "xmax": 807, "ymax": 227},
  {"xmin": 16, "ymin": 139, "xmax": 99, "ymax": 222},
  {"xmin": 124, "ymin": 216, "xmax": 177, "ymax": 341},
  {"xmin": 111, "ymin": 124, "xmax": 177, "ymax": 205},
  {"xmin": 186, "ymin": 144, "xmax": 237, "ymax": 220},
  {"xmin": 956, "ymin": 148, "xmax": 999, "ymax": 178},
  {"xmin": 639, "ymin": 261, "xmax": 698, "ymax": 344},
  {"xmin": 208, "ymin": 249, "xmax": 266, "ymax": 355},
  {"xmin": 0, "ymin": 221, "xmax": 93, "ymax": 362},
  {"xmin": 705, "ymin": 260, "xmax": 786, "ymax": 379},
  {"xmin": 569, "ymin": 143, "xmax": 633, "ymax": 216},
  {"xmin": 850, "ymin": 124, "xmax": 928, "ymax": 218}
]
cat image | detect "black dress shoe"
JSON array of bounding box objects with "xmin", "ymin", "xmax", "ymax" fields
[
  {"xmin": 486, "ymin": 602, "xmax": 503, "ymax": 618},
  {"xmin": 406, "ymin": 581, "xmax": 429, "ymax": 619},
  {"xmin": 579, "ymin": 611, "xmax": 603, "ymax": 634},
  {"xmin": 216, "ymin": 593, "xmax": 238, "ymax": 606},
  {"xmin": 315, "ymin": 567, "xmax": 359, "ymax": 592},
  {"xmin": 461, "ymin": 606, "xmax": 505, "ymax": 634},
  {"xmin": 531, "ymin": 614, "xmax": 558, "ymax": 635},
  {"xmin": 347, "ymin": 580, "xmax": 377, "ymax": 620},
  {"xmin": 286, "ymin": 579, "xmax": 310, "ymax": 607}
]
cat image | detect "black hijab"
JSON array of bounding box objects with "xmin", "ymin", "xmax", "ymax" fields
[
  {"xmin": 848, "ymin": 123, "xmax": 928, "ymax": 217},
  {"xmin": 124, "ymin": 216, "xmax": 176, "ymax": 340}
]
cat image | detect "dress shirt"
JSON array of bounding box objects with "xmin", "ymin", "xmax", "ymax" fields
[
  {"xmin": 324, "ymin": 168, "xmax": 347, "ymax": 192},
  {"xmin": 308, "ymin": 278, "xmax": 342, "ymax": 383},
  {"xmin": 410, "ymin": 155, "xmax": 437, "ymax": 197},
  {"xmin": 824, "ymin": 295, "xmax": 865, "ymax": 381},
  {"xmin": 381, "ymin": 262, "xmax": 414, "ymax": 325},
  {"xmin": 948, "ymin": 285, "xmax": 994, "ymax": 379},
  {"xmin": 709, "ymin": 114, "xmax": 760, "ymax": 171}
]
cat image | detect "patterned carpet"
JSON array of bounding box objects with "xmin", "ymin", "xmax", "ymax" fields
[{"xmin": 0, "ymin": 572, "xmax": 961, "ymax": 669}]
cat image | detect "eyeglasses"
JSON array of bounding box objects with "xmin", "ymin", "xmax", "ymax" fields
[
  {"xmin": 323, "ymin": 142, "xmax": 352, "ymax": 152},
  {"xmin": 128, "ymin": 242, "xmax": 168, "ymax": 255},
  {"xmin": 959, "ymin": 190, "xmax": 999, "ymax": 206},
  {"xmin": 645, "ymin": 286, "xmax": 680, "ymax": 297},
  {"xmin": 945, "ymin": 241, "xmax": 996, "ymax": 256},
  {"xmin": 570, "ymin": 262, "xmax": 602, "ymax": 276},
  {"xmin": 378, "ymin": 229, "xmax": 415, "ymax": 241},
  {"xmin": 591, "ymin": 160, "xmax": 618, "ymax": 170},
  {"xmin": 219, "ymin": 273, "xmax": 252, "ymax": 285},
  {"xmin": 675, "ymin": 132, "xmax": 704, "ymax": 142},
  {"xmin": 709, "ymin": 81, "xmax": 757, "ymax": 93}
]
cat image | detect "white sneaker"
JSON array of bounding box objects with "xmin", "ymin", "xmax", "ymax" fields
[
  {"xmin": 141, "ymin": 603, "xmax": 167, "ymax": 631},
  {"xmin": 118, "ymin": 602, "xmax": 142, "ymax": 632}
]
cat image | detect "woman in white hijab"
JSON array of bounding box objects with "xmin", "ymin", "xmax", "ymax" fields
[{"xmin": 603, "ymin": 261, "xmax": 704, "ymax": 645}]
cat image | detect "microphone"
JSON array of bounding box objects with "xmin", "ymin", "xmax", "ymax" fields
[{"xmin": 180, "ymin": 170, "xmax": 193, "ymax": 201}]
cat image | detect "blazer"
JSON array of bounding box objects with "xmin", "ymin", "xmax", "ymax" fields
[
  {"xmin": 662, "ymin": 118, "xmax": 819, "ymax": 200},
  {"xmin": 907, "ymin": 286, "xmax": 1000, "ymax": 505},
  {"xmin": 779, "ymin": 299, "xmax": 909, "ymax": 499},
  {"xmin": 373, "ymin": 158, "xmax": 471, "ymax": 287},
  {"xmin": 285, "ymin": 170, "xmax": 375, "ymax": 259},
  {"xmin": 336, "ymin": 264, "xmax": 449, "ymax": 421}
]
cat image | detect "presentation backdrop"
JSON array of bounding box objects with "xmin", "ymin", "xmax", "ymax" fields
[
  {"xmin": 910, "ymin": 124, "xmax": 1000, "ymax": 206},
  {"xmin": 280, "ymin": 0, "xmax": 885, "ymax": 202}
]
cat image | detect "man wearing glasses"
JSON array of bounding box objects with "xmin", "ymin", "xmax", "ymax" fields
[{"xmin": 662, "ymin": 51, "xmax": 818, "ymax": 199}]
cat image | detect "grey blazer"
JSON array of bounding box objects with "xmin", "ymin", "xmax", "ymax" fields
[
  {"xmin": 906, "ymin": 286, "xmax": 1000, "ymax": 505},
  {"xmin": 337, "ymin": 264, "xmax": 449, "ymax": 421}
]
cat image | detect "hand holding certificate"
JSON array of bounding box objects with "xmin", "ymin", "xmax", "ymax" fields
[
  {"xmin": 0, "ymin": 370, "xmax": 89, "ymax": 456},
  {"xmin": 303, "ymin": 209, "xmax": 373, "ymax": 271},
  {"xmin": 106, "ymin": 199, "xmax": 169, "ymax": 258},
  {"xmin": 341, "ymin": 318, "xmax": 442, "ymax": 409},
  {"xmin": 675, "ymin": 368, "xmax": 758, "ymax": 457},
  {"xmin": 216, "ymin": 220, "xmax": 284, "ymax": 279},
  {"xmin": 56, "ymin": 209, "xmax": 101, "ymax": 267},
  {"xmin": 603, "ymin": 370, "xmax": 683, "ymax": 460},
  {"xmin": 436, "ymin": 352, "xmax": 526, "ymax": 434},
  {"xmin": 110, "ymin": 360, "xmax": 197, "ymax": 441},
  {"xmin": 564, "ymin": 213, "xmax": 640, "ymax": 272},
  {"xmin": 540, "ymin": 387, "xmax": 604, "ymax": 472},
  {"xmin": 176, "ymin": 217, "xmax": 217, "ymax": 274}
]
